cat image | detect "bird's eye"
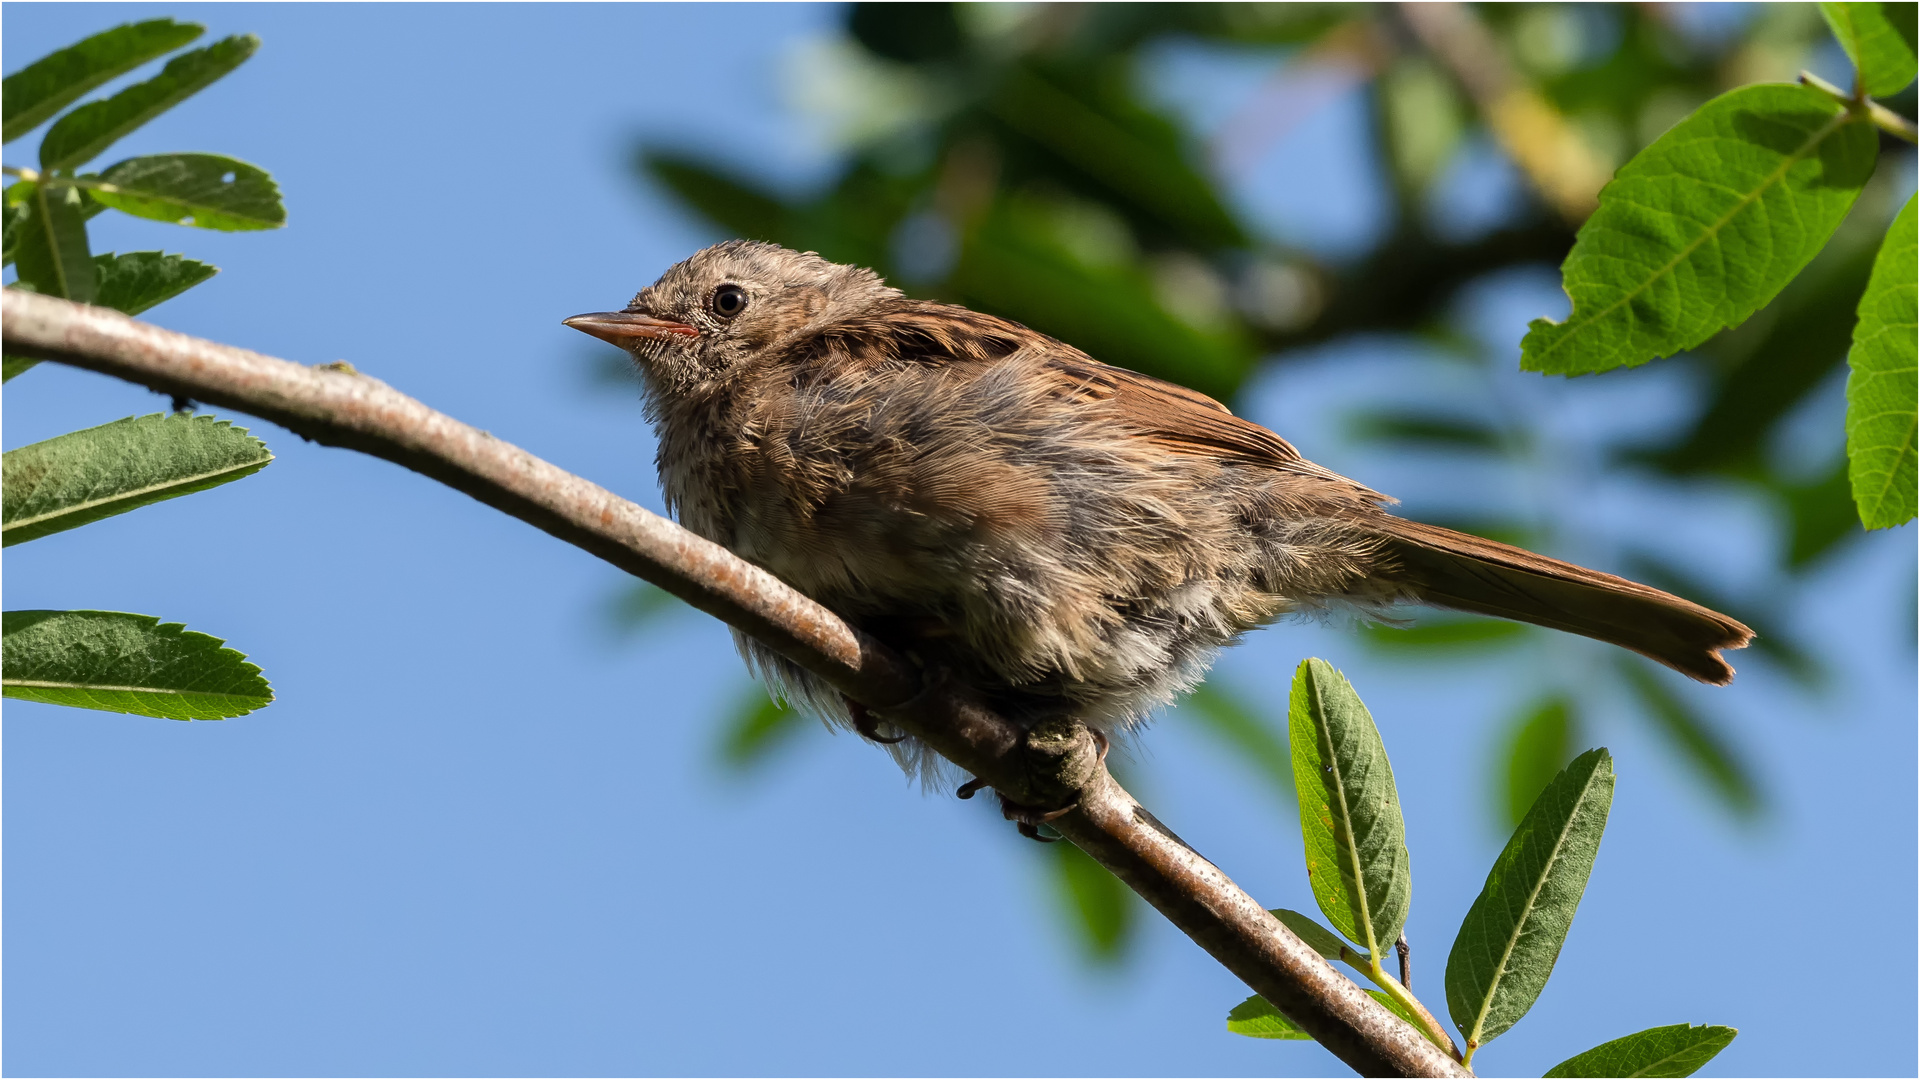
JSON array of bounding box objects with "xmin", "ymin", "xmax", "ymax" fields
[{"xmin": 711, "ymin": 284, "xmax": 748, "ymax": 319}]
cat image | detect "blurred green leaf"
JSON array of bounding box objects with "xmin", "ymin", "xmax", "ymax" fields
[
  {"xmin": 1777, "ymin": 453, "xmax": 1863, "ymax": 567},
  {"xmin": 1522, "ymin": 85, "xmax": 1877, "ymax": 376},
  {"xmin": 1616, "ymin": 658, "xmax": 1760, "ymax": 818},
  {"xmin": 1345, "ymin": 409, "xmax": 1505, "ymax": 451},
  {"xmin": 605, "ymin": 580, "xmax": 683, "ymax": 635},
  {"xmin": 2, "ymin": 609, "xmax": 272, "ymax": 719},
  {"xmin": 1051, "ymin": 840, "xmax": 1134, "ymax": 963},
  {"xmin": 1446, "ymin": 748, "xmax": 1614, "ymax": 1054},
  {"xmin": 640, "ymin": 151, "xmax": 793, "ymax": 245},
  {"xmin": 1499, "ymin": 697, "xmax": 1575, "ymax": 831},
  {"xmin": 1226, "ymin": 994, "xmax": 1313, "ymax": 1040},
  {"xmin": 39, "ymin": 35, "xmax": 257, "ymax": 172},
  {"xmin": 1184, "ymin": 681, "xmax": 1292, "ymax": 803},
  {"xmin": 12, "ymin": 182, "xmax": 95, "ymax": 305},
  {"xmin": 848, "ymin": 2, "xmax": 964, "ymax": 63},
  {"xmin": 3, "ymin": 413, "xmax": 271, "ymax": 546},
  {"xmin": 1545, "ymin": 1022, "xmax": 1738, "ymax": 1078},
  {"xmin": 1, "ymin": 18, "xmax": 204, "ymax": 144},
  {"xmin": 1844, "ymin": 193, "xmax": 1917, "ymax": 528},
  {"xmin": 715, "ymin": 688, "xmax": 806, "ymax": 770},
  {"xmin": 1362, "ymin": 615, "xmax": 1529, "ymax": 653},
  {"xmin": 87, "ymin": 153, "xmax": 285, "ymax": 231},
  {"xmin": 1, "ymin": 198, "xmax": 25, "ymax": 266},
  {"xmin": 92, "ymin": 250, "xmax": 219, "ymax": 315},
  {"xmin": 1288, "ymin": 658, "xmax": 1410, "ymax": 959},
  {"xmin": 1821, "ymin": 2, "xmax": 1918, "ymax": 97}
]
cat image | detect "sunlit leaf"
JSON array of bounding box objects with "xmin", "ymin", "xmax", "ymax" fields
[
  {"xmin": 1844, "ymin": 193, "xmax": 1917, "ymax": 528},
  {"xmin": 1545, "ymin": 1023, "xmax": 1738, "ymax": 1078},
  {"xmin": 87, "ymin": 153, "xmax": 284, "ymax": 230},
  {"xmin": 2, "ymin": 609, "xmax": 272, "ymax": 719},
  {"xmin": 1446, "ymin": 748, "xmax": 1613, "ymax": 1052},
  {"xmin": 93, "ymin": 250, "xmax": 218, "ymax": 315},
  {"xmin": 12, "ymin": 182, "xmax": 94, "ymax": 303},
  {"xmin": 1521, "ymin": 84, "xmax": 1877, "ymax": 376},
  {"xmin": 2, "ymin": 413, "xmax": 271, "ymax": 546},
  {"xmin": 1226, "ymin": 994, "xmax": 1312, "ymax": 1040},
  {"xmin": 38, "ymin": 35, "xmax": 257, "ymax": 172},
  {"xmin": 1616, "ymin": 658, "xmax": 1760, "ymax": 817},
  {"xmin": 1288, "ymin": 658, "xmax": 1410, "ymax": 958},
  {"xmin": 1499, "ymin": 697, "xmax": 1575, "ymax": 831},
  {"xmin": 2, "ymin": 19, "xmax": 203, "ymax": 144},
  {"xmin": 1821, "ymin": 2, "xmax": 1918, "ymax": 97}
]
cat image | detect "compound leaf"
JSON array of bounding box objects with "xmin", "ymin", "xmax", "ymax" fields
[
  {"xmin": 1545, "ymin": 1023, "xmax": 1738, "ymax": 1078},
  {"xmin": 2, "ymin": 413, "xmax": 270, "ymax": 546},
  {"xmin": 1446, "ymin": 749, "xmax": 1614, "ymax": 1052},
  {"xmin": 89, "ymin": 153, "xmax": 284, "ymax": 231},
  {"xmin": 2, "ymin": 609, "xmax": 272, "ymax": 719},
  {"xmin": 1844, "ymin": 193, "xmax": 1917, "ymax": 528},
  {"xmin": 1821, "ymin": 2, "xmax": 1918, "ymax": 98},
  {"xmin": 38, "ymin": 35, "xmax": 257, "ymax": 173},
  {"xmin": 1288, "ymin": 658, "xmax": 1410, "ymax": 959},
  {"xmin": 1521, "ymin": 84, "xmax": 1877, "ymax": 376},
  {"xmin": 2, "ymin": 19, "xmax": 204, "ymax": 144}
]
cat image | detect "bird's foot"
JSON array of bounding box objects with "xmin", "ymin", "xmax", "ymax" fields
[
  {"xmin": 980, "ymin": 726, "xmax": 1110, "ymax": 841},
  {"xmin": 846, "ymin": 698, "xmax": 906, "ymax": 745}
]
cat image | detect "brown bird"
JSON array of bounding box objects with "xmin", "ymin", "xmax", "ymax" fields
[{"xmin": 566, "ymin": 241, "xmax": 1751, "ymax": 776}]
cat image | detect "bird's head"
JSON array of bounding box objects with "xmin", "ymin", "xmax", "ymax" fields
[{"xmin": 564, "ymin": 240, "xmax": 900, "ymax": 393}]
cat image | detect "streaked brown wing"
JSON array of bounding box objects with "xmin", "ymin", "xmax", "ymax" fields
[{"xmin": 1045, "ymin": 353, "xmax": 1384, "ymax": 497}]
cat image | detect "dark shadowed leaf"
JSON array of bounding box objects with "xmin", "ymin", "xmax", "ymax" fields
[
  {"xmin": 1184, "ymin": 681, "xmax": 1293, "ymax": 803},
  {"xmin": 1345, "ymin": 409, "xmax": 1505, "ymax": 451},
  {"xmin": 1446, "ymin": 748, "xmax": 1612, "ymax": 1053},
  {"xmin": 2, "ymin": 194, "xmax": 27, "ymax": 266},
  {"xmin": 1288, "ymin": 659, "xmax": 1410, "ymax": 958},
  {"xmin": 715, "ymin": 689, "xmax": 807, "ymax": 770},
  {"xmin": 89, "ymin": 153, "xmax": 285, "ymax": 231},
  {"xmin": 2, "ymin": 609, "xmax": 272, "ymax": 719},
  {"xmin": 640, "ymin": 151, "xmax": 795, "ymax": 245},
  {"xmin": 1499, "ymin": 697, "xmax": 1575, "ymax": 831},
  {"xmin": 3, "ymin": 413, "xmax": 271, "ymax": 546},
  {"xmin": 1545, "ymin": 1023, "xmax": 1738, "ymax": 1078},
  {"xmin": 1844, "ymin": 193, "xmax": 1917, "ymax": 528},
  {"xmin": 1522, "ymin": 84, "xmax": 1877, "ymax": 376},
  {"xmin": 38, "ymin": 35, "xmax": 257, "ymax": 172},
  {"xmin": 1272, "ymin": 907, "xmax": 1363, "ymax": 964},
  {"xmin": 1777, "ymin": 454, "xmax": 1863, "ymax": 567},
  {"xmin": 1821, "ymin": 2, "xmax": 1918, "ymax": 97},
  {"xmin": 1617, "ymin": 658, "xmax": 1760, "ymax": 817},
  {"xmin": 93, "ymin": 251, "xmax": 217, "ymax": 315},
  {"xmin": 1051, "ymin": 840, "xmax": 1134, "ymax": 963},
  {"xmin": 2, "ymin": 19, "xmax": 203, "ymax": 144},
  {"xmin": 12, "ymin": 182, "xmax": 94, "ymax": 303}
]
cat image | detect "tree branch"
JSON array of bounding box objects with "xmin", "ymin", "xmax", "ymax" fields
[{"xmin": 1, "ymin": 289, "xmax": 1471, "ymax": 1078}]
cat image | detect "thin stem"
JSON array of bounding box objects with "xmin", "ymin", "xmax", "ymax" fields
[
  {"xmin": 3, "ymin": 164, "xmax": 38, "ymax": 182},
  {"xmin": 1868, "ymin": 99, "xmax": 1918, "ymax": 143},
  {"xmin": 1799, "ymin": 69, "xmax": 1855, "ymax": 105},
  {"xmin": 1366, "ymin": 956, "xmax": 1462, "ymax": 1062}
]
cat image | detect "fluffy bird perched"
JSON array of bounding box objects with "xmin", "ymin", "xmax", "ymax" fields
[{"xmin": 567, "ymin": 241, "xmax": 1750, "ymax": 774}]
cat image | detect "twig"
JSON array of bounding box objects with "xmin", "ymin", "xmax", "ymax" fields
[{"xmin": 1, "ymin": 289, "xmax": 1471, "ymax": 1079}]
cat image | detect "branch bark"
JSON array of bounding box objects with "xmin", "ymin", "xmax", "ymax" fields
[{"xmin": 2, "ymin": 289, "xmax": 1472, "ymax": 1078}]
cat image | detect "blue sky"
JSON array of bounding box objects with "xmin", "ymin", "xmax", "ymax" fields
[{"xmin": 4, "ymin": 4, "xmax": 1915, "ymax": 1076}]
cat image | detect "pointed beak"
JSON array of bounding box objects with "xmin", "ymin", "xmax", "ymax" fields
[{"xmin": 563, "ymin": 311, "xmax": 699, "ymax": 345}]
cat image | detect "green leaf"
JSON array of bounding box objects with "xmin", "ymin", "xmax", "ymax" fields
[
  {"xmin": 1226, "ymin": 990, "xmax": 1423, "ymax": 1042},
  {"xmin": 91, "ymin": 250, "xmax": 218, "ymax": 316},
  {"xmin": 1361, "ymin": 616, "xmax": 1529, "ymax": 652},
  {"xmin": 1545, "ymin": 1023, "xmax": 1739, "ymax": 1078},
  {"xmin": 1345, "ymin": 409, "xmax": 1504, "ymax": 451},
  {"xmin": 2, "ymin": 355, "xmax": 42, "ymax": 382},
  {"xmin": 38, "ymin": 35, "xmax": 258, "ymax": 173},
  {"xmin": 1271, "ymin": 907, "xmax": 1360, "ymax": 963},
  {"xmin": 1499, "ymin": 697, "xmax": 1575, "ymax": 831},
  {"xmin": 1288, "ymin": 658, "xmax": 1410, "ymax": 958},
  {"xmin": 1184, "ymin": 681, "xmax": 1293, "ymax": 804},
  {"xmin": 1226, "ymin": 994, "xmax": 1313, "ymax": 1040},
  {"xmin": 640, "ymin": 151, "xmax": 794, "ymax": 245},
  {"xmin": 2, "ymin": 198, "xmax": 27, "ymax": 266},
  {"xmin": 1051, "ymin": 840, "xmax": 1134, "ymax": 963},
  {"xmin": 1521, "ymin": 84, "xmax": 1878, "ymax": 377},
  {"xmin": 2, "ymin": 19, "xmax": 204, "ymax": 144},
  {"xmin": 604, "ymin": 580, "xmax": 682, "ymax": 635},
  {"xmin": 2, "ymin": 609, "xmax": 272, "ymax": 719},
  {"xmin": 1616, "ymin": 658, "xmax": 1760, "ymax": 818},
  {"xmin": 2, "ymin": 413, "xmax": 271, "ymax": 546},
  {"xmin": 12, "ymin": 182, "xmax": 95, "ymax": 302},
  {"xmin": 1844, "ymin": 193, "xmax": 1917, "ymax": 529},
  {"xmin": 1446, "ymin": 748, "xmax": 1614, "ymax": 1053},
  {"xmin": 715, "ymin": 689, "xmax": 806, "ymax": 770},
  {"xmin": 1821, "ymin": 3, "xmax": 1918, "ymax": 97},
  {"xmin": 87, "ymin": 154, "xmax": 285, "ymax": 231}
]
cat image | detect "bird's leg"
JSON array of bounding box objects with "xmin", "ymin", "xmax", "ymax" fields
[
  {"xmin": 845, "ymin": 697, "xmax": 906, "ymax": 744},
  {"xmin": 955, "ymin": 776, "xmax": 989, "ymax": 799},
  {"xmin": 993, "ymin": 727, "xmax": 1110, "ymax": 843}
]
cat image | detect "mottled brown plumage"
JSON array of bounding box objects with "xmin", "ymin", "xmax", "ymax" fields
[{"xmin": 567, "ymin": 241, "xmax": 1750, "ymax": 774}]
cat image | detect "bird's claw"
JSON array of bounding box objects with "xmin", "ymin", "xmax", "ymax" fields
[{"xmin": 847, "ymin": 699, "xmax": 906, "ymax": 745}]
